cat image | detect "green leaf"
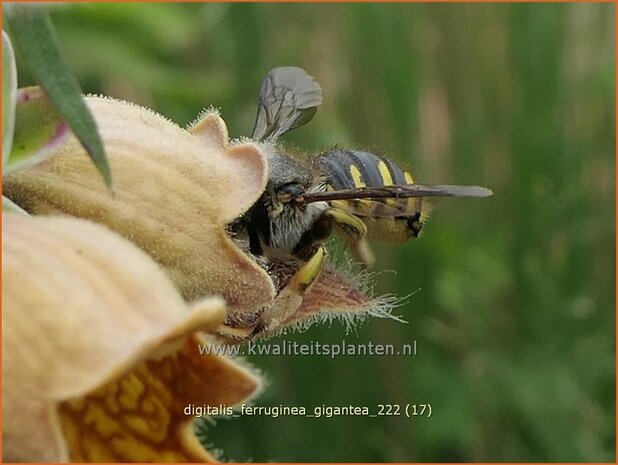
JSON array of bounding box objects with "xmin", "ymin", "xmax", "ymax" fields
[
  {"xmin": 5, "ymin": 86, "xmax": 70, "ymax": 175},
  {"xmin": 2, "ymin": 30, "xmax": 17, "ymax": 168},
  {"xmin": 4, "ymin": 4, "xmax": 111, "ymax": 187},
  {"xmin": 2, "ymin": 196, "xmax": 28, "ymax": 215}
]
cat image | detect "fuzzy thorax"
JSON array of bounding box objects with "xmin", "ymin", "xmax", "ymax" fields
[{"xmin": 268, "ymin": 200, "xmax": 328, "ymax": 250}]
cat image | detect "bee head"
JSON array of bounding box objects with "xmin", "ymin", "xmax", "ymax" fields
[{"xmin": 262, "ymin": 146, "xmax": 313, "ymax": 217}]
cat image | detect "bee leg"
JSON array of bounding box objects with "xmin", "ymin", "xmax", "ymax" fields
[
  {"xmin": 292, "ymin": 211, "xmax": 333, "ymax": 260},
  {"xmin": 326, "ymin": 208, "xmax": 375, "ymax": 268},
  {"xmin": 349, "ymin": 237, "xmax": 375, "ymax": 269},
  {"xmin": 252, "ymin": 246, "xmax": 327, "ymax": 336}
]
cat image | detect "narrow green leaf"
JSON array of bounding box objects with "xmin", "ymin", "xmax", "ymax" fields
[
  {"xmin": 5, "ymin": 86, "xmax": 70, "ymax": 175},
  {"xmin": 4, "ymin": 5, "xmax": 112, "ymax": 187},
  {"xmin": 2, "ymin": 196, "xmax": 28, "ymax": 215},
  {"xmin": 2, "ymin": 30, "xmax": 17, "ymax": 168}
]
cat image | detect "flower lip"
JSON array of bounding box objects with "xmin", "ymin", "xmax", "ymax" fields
[{"xmin": 220, "ymin": 236, "xmax": 401, "ymax": 340}]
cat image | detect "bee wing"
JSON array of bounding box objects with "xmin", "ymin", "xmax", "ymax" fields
[
  {"xmin": 300, "ymin": 184, "xmax": 493, "ymax": 218},
  {"xmin": 251, "ymin": 67, "xmax": 323, "ymax": 142},
  {"xmin": 330, "ymin": 198, "xmax": 423, "ymax": 218},
  {"xmin": 300, "ymin": 184, "xmax": 493, "ymax": 203}
]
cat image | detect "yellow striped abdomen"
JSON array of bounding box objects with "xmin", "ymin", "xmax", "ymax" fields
[{"xmin": 315, "ymin": 149, "xmax": 423, "ymax": 242}]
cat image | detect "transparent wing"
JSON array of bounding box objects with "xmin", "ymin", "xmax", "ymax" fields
[
  {"xmin": 251, "ymin": 67, "xmax": 323, "ymax": 142},
  {"xmin": 300, "ymin": 184, "xmax": 493, "ymax": 203},
  {"xmin": 299, "ymin": 184, "xmax": 493, "ymax": 218}
]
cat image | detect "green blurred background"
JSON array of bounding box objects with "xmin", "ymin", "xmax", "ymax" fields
[{"xmin": 15, "ymin": 3, "xmax": 615, "ymax": 462}]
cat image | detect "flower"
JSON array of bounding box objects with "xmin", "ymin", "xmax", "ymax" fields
[
  {"xmin": 2, "ymin": 214, "xmax": 261, "ymax": 462},
  {"xmin": 3, "ymin": 94, "xmax": 275, "ymax": 315}
]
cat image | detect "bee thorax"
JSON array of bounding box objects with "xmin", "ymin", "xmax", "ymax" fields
[{"xmin": 269, "ymin": 202, "xmax": 328, "ymax": 251}]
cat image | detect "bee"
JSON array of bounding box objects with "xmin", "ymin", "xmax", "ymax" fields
[{"xmin": 229, "ymin": 67, "xmax": 492, "ymax": 336}]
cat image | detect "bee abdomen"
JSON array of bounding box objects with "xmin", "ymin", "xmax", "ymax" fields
[
  {"xmin": 315, "ymin": 149, "xmax": 419, "ymax": 220},
  {"xmin": 316, "ymin": 149, "xmax": 412, "ymax": 190}
]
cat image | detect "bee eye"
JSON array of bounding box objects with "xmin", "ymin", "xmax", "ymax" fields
[{"xmin": 277, "ymin": 183, "xmax": 305, "ymax": 203}]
